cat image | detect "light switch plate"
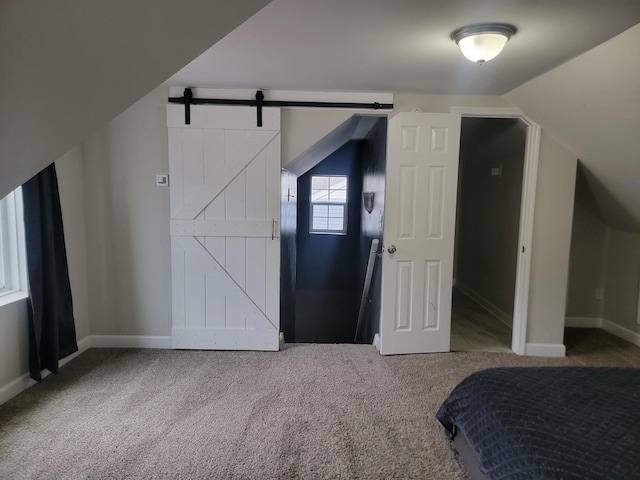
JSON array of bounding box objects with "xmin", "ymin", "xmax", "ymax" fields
[{"xmin": 156, "ymin": 174, "xmax": 169, "ymax": 187}]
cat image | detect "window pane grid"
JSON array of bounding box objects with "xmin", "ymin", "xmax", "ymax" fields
[
  {"xmin": 0, "ymin": 198, "xmax": 8, "ymax": 289},
  {"xmin": 310, "ymin": 175, "xmax": 347, "ymax": 235},
  {"xmin": 0, "ymin": 188, "xmax": 27, "ymax": 298}
]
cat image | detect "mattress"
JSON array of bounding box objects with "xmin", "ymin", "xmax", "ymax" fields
[{"xmin": 436, "ymin": 367, "xmax": 640, "ymax": 480}]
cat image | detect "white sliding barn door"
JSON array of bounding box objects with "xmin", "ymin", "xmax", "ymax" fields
[
  {"xmin": 380, "ymin": 112, "xmax": 461, "ymax": 355},
  {"xmin": 167, "ymin": 105, "xmax": 281, "ymax": 351}
]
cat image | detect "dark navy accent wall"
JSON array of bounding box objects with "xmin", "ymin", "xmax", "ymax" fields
[
  {"xmin": 280, "ymin": 169, "xmax": 297, "ymax": 343},
  {"xmin": 295, "ymin": 141, "xmax": 363, "ymax": 343},
  {"xmin": 357, "ymin": 117, "xmax": 387, "ymax": 344}
]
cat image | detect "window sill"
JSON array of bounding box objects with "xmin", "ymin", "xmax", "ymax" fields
[
  {"xmin": 310, "ymin": 231, "xmax": 347, "ymax": 236},
  {"xmin": 0, "ymin": 289, "xmax": 28, "ymax": 308}
]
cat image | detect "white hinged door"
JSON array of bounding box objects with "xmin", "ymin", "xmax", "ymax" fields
[
  {"xmin": 167, "ymin": 105, "xmax": 281, "ymax": 350},
  {"xmin": 380, "ymin": 112, "xmax": 461, "ymax": 355}
]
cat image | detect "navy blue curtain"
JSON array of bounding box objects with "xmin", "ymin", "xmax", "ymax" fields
[{"xmin": 22, "ymin": 163, "xmax": 77, "ymax": 382}]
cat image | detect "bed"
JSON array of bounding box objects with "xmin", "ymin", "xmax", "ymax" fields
[{"xmin": 436, "ymin": 367, "xmax": 640, "ymax": 480}]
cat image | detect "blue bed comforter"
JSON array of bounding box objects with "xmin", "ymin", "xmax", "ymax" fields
[{"xmin": 436, "ymin": 367, "xmax": 640, "ymax": 479}]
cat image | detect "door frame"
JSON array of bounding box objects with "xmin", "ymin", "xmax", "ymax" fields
[{"xmin": 451, "ymin": 106, "xmax": 541, "ymax": 355}]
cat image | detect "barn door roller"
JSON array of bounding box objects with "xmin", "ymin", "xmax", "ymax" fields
[{"xmin": 168, "ymin": 88, "xmax": 393, "ymax": 127}]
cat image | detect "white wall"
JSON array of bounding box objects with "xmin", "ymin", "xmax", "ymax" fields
[
  {"xmin": 603, "ymin": 229, "xmax": 640, "ymax": 333},
  {"xmin": 564, "ymin": 208, "xmax": 640, "ymax": 339},
  {"xmin": 56, "ymin": 146, "xmax": 91, "ymax": 341},
  {"xmin": 74, "ymin": 90, "xmax": 578, "ymax": 354},
  {"xmin": 83, "ymin": 87, "xmax": 172, "ymax": 336},
  {"xmin": 565, "ymin": 166, "xmax": 608, "ymax": 319},
  {"xmin": 526, "ymin": 133, "xmax": 577, "ymax": 347},
  {"xmin": 0, "ymin": 0, "xmax": 270, "ymax": 200},
  {"xmin": 0, "ymin": 299, "xmax": 29, "ymax": 391},
  {"xmin": 0, "ymin": 146, "xmax": 91, "ymax": 400},
  {"xmin": 504, "ymin": 23, "xmax": 640, "ymax": 232},
  {"xmin": 281, "ymin": 94, "xmax": 512, "ymax": 167},
  {"xmin": 0, "ymin": 88, "xmax": 581, "ymax": 396},
  {"xmin": 282, "ymin": 110, "xmax": 355, "ymax": 166},
  {"xmin": 392, "ymin": 94, "xmax": 512, "ymax": 114}
]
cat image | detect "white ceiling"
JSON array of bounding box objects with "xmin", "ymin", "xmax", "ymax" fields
[
  {"xmin": 167, "ymin": 0, "xmax": 640, "ymax": 95},
  {"xmin": 168, "ymin": 1, "xmax": 640, "ymax": 232},
  {"xmin": 2, "ymin": 1, "xmax": 639, "ymax": 232},
  {"xmin": 0, "ymin": 0, "xmax": 270, "ymax": 199},
  {"xmin": 506, "ymin": 23, "xmax": 640, "ymax": 232}
]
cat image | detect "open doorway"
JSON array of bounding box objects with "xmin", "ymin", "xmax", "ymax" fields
[
  {"xmin": 295, "ymin": 143, "xmax": 362, "ymax": 342},
  {"xmin": 281, "ymin": 115, "xmax": 387, "ymax": 344},
  {"xmin": 283, "ymin": 108, "xmax": 539, "ymax": 354},
  {"xmin": 451, "ymin": 117, "xmax": 528, "ymax": 352}
]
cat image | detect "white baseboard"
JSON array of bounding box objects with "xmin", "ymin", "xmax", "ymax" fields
[
  {"xmin": 602, "ymin": 319, "xmax": 640, "ymax": 348},
  {"xmin": 0, "ymin": 335, "xmax": 93, "ymax": 406},
  {"xmin": 373, "ymin": 333, "xmax": 380, "ymax": 351},
  {"xmin": 564, "ymin": 317, "xmax": 640, "ymax": 348},
  {"xmin": 564, "ymin": 317, "xmax": 604, "ymax": 328},
  {"xmin": 0, "ymin": 373, "xmax": 35, "ymax": 406},
  {"xmin": 525, "ymin": 343, "xmax": 566, "ymax": 357},
  {"xmin": 456, "ymin": 282, "xmax": 513, "ymax": 329},
  {"xmin": 91, "ymin": 335, "xmax": 172, "ymax": 349}
]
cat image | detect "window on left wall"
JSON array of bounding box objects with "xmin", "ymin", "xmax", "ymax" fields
[{"xmin": 0, "ymin": 187, "xmax": 28, "ymax": 303}]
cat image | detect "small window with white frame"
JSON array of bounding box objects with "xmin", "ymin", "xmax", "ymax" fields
[
  {"xmin": 0, "ymin": 187, "xmax": 28, "ymax": 302},
  {"xmin": 310, "ymin": 175, "xmax": 348, "ymax": 235}
]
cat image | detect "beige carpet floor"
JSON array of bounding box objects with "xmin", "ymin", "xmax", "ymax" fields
[{"xmin": 1, "ymin": 328, "xmax": 639, "ymax": 479}]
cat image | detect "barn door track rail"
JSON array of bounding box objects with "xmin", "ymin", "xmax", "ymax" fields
[{"xmin": 169, "ymin": 88, "xmax": 394, "ymax": 127}]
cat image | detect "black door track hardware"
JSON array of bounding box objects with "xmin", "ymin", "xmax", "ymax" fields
[{"xmin": 168, "ymin": 88, "xmax": 394, "ymax": 127}]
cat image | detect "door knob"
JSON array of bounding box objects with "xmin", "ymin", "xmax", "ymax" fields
[{"xmin": 387, "ymin": 245, "xmax": 397, "ymax": 254}]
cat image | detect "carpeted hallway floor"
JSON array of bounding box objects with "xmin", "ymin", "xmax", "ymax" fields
[{"xmin": 1, "ymin": 328, "xmax": 639, "ymax": 479}]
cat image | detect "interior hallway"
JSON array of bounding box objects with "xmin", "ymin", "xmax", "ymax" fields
[{"xmin": 450, "ymin": 288, "xmax": 512, "ymax": 353}]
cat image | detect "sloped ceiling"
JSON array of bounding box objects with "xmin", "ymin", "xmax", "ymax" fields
[
  {"xmin": 0, "ymin": 0, "xmax": 270, "ymax": 199},
  {"xmin": 164, "ymin": 1, "xmax": 640, "ymax": 231},
  {"xmin": 286, "ymin": 115, "xmax": 383, "ymax": 176},
  {"xmin": 167, "ymin": 0, "xmax": 640, "ymax": 95},
  {"xmin": 2, "ymin": 0, "xmax": 639, "ymax": 234},
  {"xmin": 506, "ymin": 23, "xmax": 640, "ymax": 232}
]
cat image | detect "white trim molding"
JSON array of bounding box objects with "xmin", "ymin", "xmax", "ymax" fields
[
  {"xmin": 455, "ymin": 282, "xmax": 513, "ymax": 329},
  {"xmin": 91, "ymin": 335, "xmax": 172, "ymax": 349},
  {"xmin": 637, "ymin": 280, "xmax": 640, "ymax": 326},
  {"xmin": 602, "ymin": 320, "xmax": 640, "ymax": 348},
  {"xmin": 450, "ymin": 106, "xmax": 525, "ymax": 118},
  {"xmin": 564, "ymin": 317, "xmax": 604, "ymax": 328},
  {"xmin": 0, "ymin": 335, "xmax": 92, "ymax": 405},
  {"xmin": 525, "ymin": 343, "xmax": 566, "ymax": 357},
  {"xmin": 564, "ymin": 317, "xmax": 640, "ymax": 348},
  {"xmin": 0, "ymin": 372, "xmax": 34, "ymax": 406},
  {"xmin": 449, "ymin": 106, "xmax": 541, "ymax": 356}
]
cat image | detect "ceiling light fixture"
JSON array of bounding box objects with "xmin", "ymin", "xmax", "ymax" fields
[{"xmin": 451, "ymin": 23, "xmax": 516, "ymax": 64}]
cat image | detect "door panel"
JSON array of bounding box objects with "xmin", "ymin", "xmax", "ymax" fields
[
  {"xmin": 380, "ymin": 112, "xmax": 461, "ymax": 355},
  {"xmin": 168, "ymin": 105, "xmax": 280, "ymax": 351}
]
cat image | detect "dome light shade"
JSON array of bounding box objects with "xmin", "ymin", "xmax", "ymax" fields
[{"xmin": 451, "ymin": 24, "xmax": 516, "ymax": 64}]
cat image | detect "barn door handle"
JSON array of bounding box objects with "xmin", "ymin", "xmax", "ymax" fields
[{"xmin": 272, "ymin": 218, "xmax": 276, "ymax": 240}]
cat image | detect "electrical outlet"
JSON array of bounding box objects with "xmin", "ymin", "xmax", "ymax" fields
[{"xmin": 595, "ymin": 288, "xmax": 604, "ymax": 300}]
